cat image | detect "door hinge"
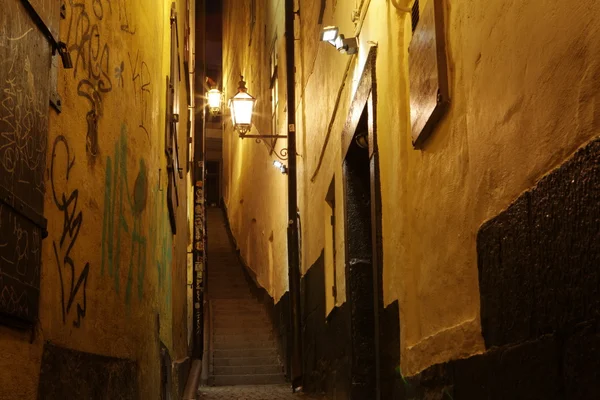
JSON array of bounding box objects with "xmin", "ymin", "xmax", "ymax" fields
[
  {"xmin": 0, "ymin": 185, "xmax": 48, "ymax": 239},
  {"xmin": 19, "ymin": 0, "xmax": 73, "ymax": 68}
]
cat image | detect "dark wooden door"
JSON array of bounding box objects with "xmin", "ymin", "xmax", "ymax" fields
[
  {"xmin": 0, "ymin": 0, "xmax": 56, "ymax": 327},
  {"xmin": 206, "ymin": 161, "xmax": 220, "ymax": 206}
]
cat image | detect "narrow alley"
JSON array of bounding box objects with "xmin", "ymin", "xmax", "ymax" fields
[
  {"xmin": 0, "ymin": 0, "xmax": 599, "ymax": 399},
  {"xmin": 197, "ymin": 209, "xmax": 324, "ymax": 399}
]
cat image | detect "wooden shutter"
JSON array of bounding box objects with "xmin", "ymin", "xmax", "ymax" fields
[{"xmin": 0, "ymin": 0, "xmax": 56, "ymax": 326}]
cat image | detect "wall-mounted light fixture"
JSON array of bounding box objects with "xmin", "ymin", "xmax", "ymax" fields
[
  {"xmin": 228, "ymin": 75, "xmax": 289, "ymax": 160},
  {"xmin": 320, "ymin": 26, "xmax": 358, "ymax": 55},
  {"xmin": 206, "ymin": 88, "xmax": 223, "ymax": 115},
  {"xmin": 229, "ymin": 77, "xmax": 256, "ymax": 135},
  {"xmin": 273, "ymin": 160, "xmax": 288, "ymax": 174}
]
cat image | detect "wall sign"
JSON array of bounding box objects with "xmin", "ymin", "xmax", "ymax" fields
[{"xmin": 408, "ymin": 0, "xmax": 450, "ymax": 148}]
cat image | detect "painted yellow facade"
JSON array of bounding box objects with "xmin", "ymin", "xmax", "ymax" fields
[
  {"xmin": 223, "ymin": 0, "xmax": 600, "ymax": 378},
  {"xmin": 0, "ymin": 0, "xmax": 195, "ymax": 398}
]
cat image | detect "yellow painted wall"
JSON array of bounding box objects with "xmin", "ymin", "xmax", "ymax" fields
[
  {"xmin": 0, "ymin": 0, "xmax": 193, "ymax": 398},
  {"xmin": 223, "ymin": 0, "xmax": 600, "ymax": 377},
  {"xmin": 222, "ymin": 0, "xmax": 289, "ymax": 302}
]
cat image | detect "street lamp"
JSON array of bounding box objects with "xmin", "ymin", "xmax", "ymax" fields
[
  {"xmin": 227, "ymin": 75, "xmax": 289, "ymax": 160},
  {"xmin": 207, "ymin": 88, "xmax": 223, "ymax": 115},
  {"xmin": 229, "ymin": 76, "xmax": 256, "ymax": 135}
]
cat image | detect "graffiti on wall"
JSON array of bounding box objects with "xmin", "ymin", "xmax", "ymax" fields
[
  {"xmin": 193, "ymin": 185, "xmax": 204, "ymax": 356},
  {"xmin": 48, "ymin": 0, "xmax": 168, "ymax": 324},
  {"xmin": 65, "ymin": 0, "xmax": 152, "ymax": 158},
  {"xmin": 116, "ymin": 0, "xmax": 136, "ymax": 35},
  {"xmin": 0, "ymin": 61, "xmax": 48, "ymax": 195},
  {"xmin": 100, "ymin": 126, "xmax": 174, "ymax": 310},
  {"xmin": 151, "ymin": 181, "xmax": 173, "ymax": 309},
  {"xmin": 101, "ymin": 124, "xmax": 148, "ymax": 307},
  {"xmin": 0, "ymin": 50, "xmax": 47, "ymax": 324},
  {"xmin": 66, "ymin": 0, "xmax": 116, "ymax": 158},
  {"xmin": 128, "ymin": 50, "xmax": 152, "ymax": 140},
  {"xmin": 50, "ymin": 135, "xmax": 90, "ymax": 327},
  {"xmin": 0, "ymin": 203, "xmax": 41, "ymax": 321}
]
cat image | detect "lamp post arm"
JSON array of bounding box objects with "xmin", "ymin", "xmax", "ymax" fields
[{"xmin": 240, "ymin": 134, "xmax": 288, "ymax": 139}]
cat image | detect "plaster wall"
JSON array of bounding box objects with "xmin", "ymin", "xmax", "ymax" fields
[
  {"xmin": 0, "ymin": 0, "xmax": 193, "ymax": 398},
  {"xmin": 223, "ymin": 0, "xmax": 600, "ymax": 377},
  {"xmin": 222, "ymin": 0, "xmax": 289, "ymax": 302}
]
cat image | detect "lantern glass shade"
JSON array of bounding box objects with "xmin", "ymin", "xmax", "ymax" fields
[
  {"xmin": 229, "ymin": 91, "xmax": 256, "ymax": 133},
  {"xmin": 207, "ymin": 89, "xmax": 222, "ymax": 112}
]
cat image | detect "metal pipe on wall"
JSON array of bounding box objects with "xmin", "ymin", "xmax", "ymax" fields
[{"xmin": 284, "ymin": 0, "xmax": 303, "ymax": 391}]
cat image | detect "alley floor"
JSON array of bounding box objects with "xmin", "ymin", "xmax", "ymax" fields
[{"xmin": 198, "ymin": 385, "xmax": 325, "ymax": 399}]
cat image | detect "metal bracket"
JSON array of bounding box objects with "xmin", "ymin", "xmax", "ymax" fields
[
  {"xmin": 240, "ymin": 134, "xmax": 288, "ymax": 139},
  {"xmin": 49, "ymin": 52, "xmax": 62, "ymax": 113},
  {"xmin": 0, "ymin": 185, "xmax": 48, "ymax": 239},
  {"xmin": 19, "ymin": 0, "xmax": 73, "ymax": 68},
  {"xmin": 49, "ymin": 91, "xmax": 62, "ymax": 113}
]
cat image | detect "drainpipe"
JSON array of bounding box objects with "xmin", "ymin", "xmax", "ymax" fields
[{"xmin": 285, "ymin": 0, "xmax": 303, "ymax": 390}]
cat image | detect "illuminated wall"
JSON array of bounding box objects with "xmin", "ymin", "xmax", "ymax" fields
[
  {"xmin": 223, "ymin": 0, "xmax": 600, "ymax": 391},
  {"xmin": 0, "ymin": 0, "xmax": 195, "ymax": 398}
]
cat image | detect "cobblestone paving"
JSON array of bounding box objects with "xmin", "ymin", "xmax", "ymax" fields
[{"xmin": 198, "ymin": 385, "xmax": 325, "ymax": 400}]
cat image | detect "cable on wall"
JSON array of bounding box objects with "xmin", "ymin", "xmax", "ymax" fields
[{"xmin": 309, "ymin": 55, "xmax": 355, "ymax": 182}]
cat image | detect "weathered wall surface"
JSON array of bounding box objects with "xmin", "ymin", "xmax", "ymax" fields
[
  {"xmin": 381, "ymin": 138, "xmax": 600, "ymax": 399},
  {"xmin": 222, "ymin": 0, "xmax": 600, "ymax": 386},
  {"xmin": 297, "ymin": 0, "xmax": 600, "ymax": 376},
  {"xmin": 375, "ymin": 0, "xmax": 599, "ymax": 374},
  {"xmin": 0, "ymin": 0, "xmax": 193, "ymax": 398}
]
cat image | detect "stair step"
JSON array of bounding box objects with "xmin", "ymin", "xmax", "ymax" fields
[
  {"xmin": 214, "ymin": 332, "xmax": 273, "ymax": 342},
  {"xmin": 214, "ymin": 327, "xmax": 272, "ymax": 336},
  {"xmin": 213, "ymin": 364, "xmax": 283, "ymax": 376},
  {"xmin": 209, "ymin": 292, "xmax": 253, "ymax": 298},
  {"xmin": 208, "ymin": 287, "xmax": 252, "ymax": 292},
  {"xmin": 212, "ymin": 304, "xmax": 265, "ymax": 311},
  {"xmin": 212, "ymin": 298, "xmax": 262, "ymax": 304},
  {"xmin": 213, "ymin": 356, "xmax": 280, "ymax": 367},
  {"xmin": 214, "ymin": 320, "xmax": 270, "ymax": 329},
  {"xmin": 213, "ymin": 311, "xmax": 267, "ymax": 318},
  {"xmin": 214, "ymin": 337, "xmax": 274, "ymax": 348},
  {"xmin": 214, "ymin": 314, "xmax": 270, "ymax": 321},
  {"xmin": 213, "ymin": 348, "xmax": 278, "ymax": 358},
  {"xmin": 207, "ymin": 284, "xmax": 249, "ymax": 289},
  {"xmin": 211, "ymin": 373, "xmax": 286, "ymax": 386},
  {"xmin": 214, "ymin": 340, "xmax": 276, "ymax": 350},
  {"xmin": 214, "ymin": 313, "xmax": 270, "ymax": 321}
]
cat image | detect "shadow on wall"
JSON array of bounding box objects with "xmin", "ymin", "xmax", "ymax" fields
[
  {"xmin": 382, "ymin": 137, "xmax": 600, "ymax": 399},
  {"xmin": 37, "ymin": 342, "xmax": 138, "ymax": 400},
  {"xmin": 101, "ymin": 124, "xmax": 172, "ymax": 311}
]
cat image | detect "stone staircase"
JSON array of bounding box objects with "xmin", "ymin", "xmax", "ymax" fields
[{"xmin": 206, "ymin": 208, "xmax": 286, "ymax": 386}]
